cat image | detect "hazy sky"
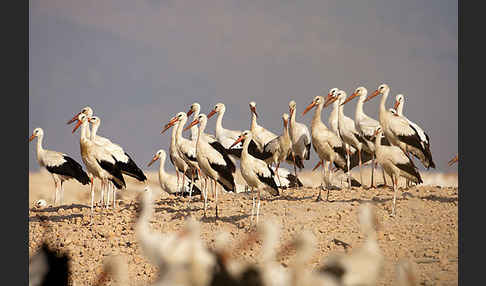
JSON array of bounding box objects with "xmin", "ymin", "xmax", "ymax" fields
[{"xmin": 29, "ymin": 0, "xmax": 457, "ymax": 173}]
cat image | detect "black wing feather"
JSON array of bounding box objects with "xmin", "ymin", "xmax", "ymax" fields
[
  {"xmin": 45, "ymin": 156, "xmax": 90, "ymax": 185},
  {"xmin": 115, "ymin": 152, "xmax": 147, "ymax": 181},
  {"xmin": 396, "ymin": 162, "xmax": 423, "ymax": 184},
  {"xmin": 209, "ymin": 141, "xmax": 236, "ymax": 172},
  {"xmin": 257, "ymin": 167, "xmax": 279, "ymax": 196},
  {"xmin": 97, "ymin": 158, "xmax": 126, "ymax": 189}
]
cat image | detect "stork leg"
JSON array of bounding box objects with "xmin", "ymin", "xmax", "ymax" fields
[
  {"xmin": 358, "ymin": 149, "xmax": 363, "ymax": 188},
  {"xmin": 345, "ymin": 145, "xmax": 351, "ymax": 189},
  {"xmin": 189, "ymin": 169, "xmax": 195, "ymax": 201},
  {"xmin": 214, "ymin": 179, "xmax": 219, "ymax": 219},
  {"xmin": 100, "ymin": 180, "xmax": 105, "ymax": 206},
  {"xmin": 90, "ymin": 177, "xmax": 94, "ymax": 214},
  {"xmin": 53, "ymin": 180, "xmax": 59, "ymax": 206},
  {"xmin": 176, "ymin": 169, "xmax": 180, "ymax": 194},
  {"xmin": 275, "ymin": 162, "xmax": 282, "ymax": 188},
  {"xmin": 113, "ymin": 183, "xmax": 116, "ymax": 209},
  {"xmin": 250, "ymin": 189, "xmax": 256, "ymax": 226},
  {"xmin": 291, "ymin": 151, "xmax": 298, "ymax": 178},
  {"xmin": 181, "ymin": 169, "xmax": 187, "ymax": 197},
  {"xmin": 392, "ymin": 175, "xmax": 398, "ymax": 217},
  {"xmin": 382, "ymin": 168, "xmax": 388, "ymax": 187},
  {"xmin": 106, "ymin": 180, "xmax": 111, "ymax": 209},
  {"xmin": 371, "ymin": 154, "xmax": 375, "ymax": 188},
  {"xmin": 256, "ymin": 190, "xmax": 261, "ymax": 225},
  {"xmin": 60, "ymin": 181, "xmax": 65, "ymax": 205}
]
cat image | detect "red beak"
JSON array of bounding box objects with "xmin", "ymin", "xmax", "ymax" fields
[
  {"xmin": 393, "ymin": 100, "xmax": 400, "ymax": 111},
  {"xmin": 72, "ymin": 120, "xmax": 83, "ymax": 134},
  {"xmin": 323, "ymin": 95, "xmax": 337, "ymax": 108},
  {"xmin": 364, "ymin": 90, "xmax": 380, "ymax": 103},
  {"xmin": 184, "ymin": 119, "xmax": 199, "ymax": 132},
  {"xmin": 29, "ymin": 134, "xmax": 36, "ymax": 142},
  {"xmin": 230, "ymin": 135, "xmax": 244, "ymax": 148},
  {"xmin": 341, "ymin": 92, "xmax": 359, "ymax": 106},
  {"xmin": 312, "ymin": 160, "xmax": 323, "ymax": 172},
  {"xmin": 207, "ymin": 109, "xmax": 217, "ymax": 119},
  {"xmin": 147, "ymin": 155, "xmax": 159, "ymax": 167},
  {"xmin": 161, "ymin": 117, "xmax": 178, "ymax": 134},
  {"xmin": 302, "ymin": 101, "xmax": 317, "ymax": 116},
  {"xmin": 67, "ymin": 112, "xmax": 81, "ymax": 125}
]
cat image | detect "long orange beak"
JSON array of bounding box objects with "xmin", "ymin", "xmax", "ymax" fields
[
  {"xmin": 29, "ymin": 134, "xmax": 36, "ymax": 142},
  {"xmin": 393, "ymin": 100, "xmax": 400, "ymax": 111},
  {"xmin": 207, "ymin": 109, "xmax": 217, "ymax": 119},
  {"xmin": 230, "ymin": 135, "xmax": 244, "ymax": 149},
  {"xmin": 448, "ymin": 154, "xmax": 458, "ymax": 166},
  {"xmin": 161, "ymin": 117, "xmax": 178, "ymax": 134},
  {"xmin": 289, "ymin": 107, "xmax": 294, "ymax": 118},
  {"xmin": 72, "ymin": 120, "xmax": 83, "ymax": 134},
  {"xmin": 341, "ymin": 92, "xmax": 359, "ymax": 106},
  {"xmin": 312, "ymin": 160, "xmax": 323, "ymax": 172},
  {"xmin": 283, "ymin": 118, "xmax": 288, "ymax": 128},
  {"xmin": 250, "ymin": 106, "xmax": 259, "ymax": 118},
  {"xmin": 364, "ymin": 90, "xmax": 380, "ymax": 103},
  {"xmin": 187, "ymin": 108, "xmax": 194, "ymax": 117},
  {"xmin": 184, "ymin": 119, "xmax": 199, "ymax": 132},
  {"xmin": 147, "ymin": 155, "xmax": 159, "ymax": 167},
  {"xmin": 67, "ymin": 112, "xmax": 81, "ymax": 125},
  {"xmin": 323, "ymin": 95, "xmax": 337, "ymax": 108},
  {"xmin": 302, "ymin": 101, "xmax": 317, "ymax": 116}
]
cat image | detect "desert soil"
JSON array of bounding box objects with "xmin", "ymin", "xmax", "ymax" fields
[{"xmin": 29, "ymin": 169, "xmax": 458, "ymax": 286}]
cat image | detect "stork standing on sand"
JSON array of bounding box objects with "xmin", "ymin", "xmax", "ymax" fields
[
  {"xmin": 231, "ymin": 130, "xmax": 279, "ymax": 225},
  {"xmin": 288, "ymin": 100, "xmax": 311, "ymax": 178},
  {"xmin": 29, "ymin": 127, "xmax": 90, "ymax": 206}
]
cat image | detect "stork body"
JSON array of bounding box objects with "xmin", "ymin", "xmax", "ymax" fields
[
  {"xmin": 365, "ymin": 84, "xmax": 435, "ymax": 169},
  {"xmin": 249, "ymin": 101, "xmax": 278, "ymax": 152},
  {"xmin": 186, "ymin": 114, "xmax": 237, "ymax": 218},
  {"xmin": 72, "ymin": 114, "xmax": 126, "ymax": 213},
  {"xmin": 288, "ymin": 100, "xmax": 311, "ymax": 176},
  {"xmin": 374, "ymin": 128, "xmax": 423, "ymax": 216},
  {"xmin": 147, "ymin": 149, "xmax": 202, "ymax": 197},
  {"xmin": 232, "ymin": 130, "xmax": 279, "ymax": 225},
  {"xmin": 89, "ymin": 116, "xmax": 146, "ymax": 208},
  {"xmin": 29, "ymin": 128, "xmax": 90, "ymax": 206}
]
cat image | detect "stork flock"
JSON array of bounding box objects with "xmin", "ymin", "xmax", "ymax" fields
[{"xmin": 30, "ymin": 83, "xmax": 448, "ymax": 218}]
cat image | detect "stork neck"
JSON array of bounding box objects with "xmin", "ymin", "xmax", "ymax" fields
[
  {"xmin": 290, "ymin": 108, "xmax": 297, "ymax": 125},
  {"xmin": 215, "ymin": 109, "xmax": 225, "ymax": 136},
  {"xmin": 375, "ymin": 132, "xmax": 382, "ymax": 148},
  {"xmin": 312, "ymin": 102, "xmax": 326, "ymax": 129},
  {"xmin": 250, "ymin": 112, "xmax": 258, "ymax": 131},
  {"xmin": 90, "ymin": 122, "xmax": 99, "ymax": 141},
  {"xmin": 397, "ymin": 100, "xmax": 404, "ymax": 116},
  {"xmin": 159, "ymin": 155, "xmax": 166, "ymax": 177},
  {"xmin": 242, "ymin": 136, "xmax": 251, "ymax": 158},
  {"xmin": 176, "ymin": 117, "xmax": 187, "ymax": 146},
  {"xmin": 190, "ymin": 109, "xmax": 200, "ymax": 141},
  {"xmin": 36, "ymin": 134, "xmax": 44, "ymax": 157},
  {"xmin": 338, "ymin": 101, "xmax": 345, "ymax": 128},
  {"xmin": 196, "ymin": 120, "xmax": 207, "ymax": 147},
  {"xmin": 379, "ymin": 90, "xmax": 389, "ymax": 117},
  {"xmin": 355, "ymin": 97, "xmax": 366, "ymax": 120},
  {"xmin": 283, "ymin": 121, "xmax": 290, "ymax": 141},
  {"xmin": 80, "ymin": 120, "xmax": 90, "ymax": 142},
  {"xmin": 171, "ymin": 121, "xmax": 178, "ymax": 146}
]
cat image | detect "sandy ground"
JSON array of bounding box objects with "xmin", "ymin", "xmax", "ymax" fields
[{"xmin": 29, "ymin": 168, "xmax": 458, "ymax": 285}]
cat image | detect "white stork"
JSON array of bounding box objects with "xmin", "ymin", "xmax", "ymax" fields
[
  {"xmin": 72, "ymin": 114, "xmax": 126, "ymax": 213},
  {"xmin": 231, "ymin": 130, "xmax": 279, "ymax": 225},
  {"xmin": 373, "ymin": 128, "xmax": 423, "ymax": 216},
  {"xmin": 393, "ymin": 93, "xmax": 435, "ymax": 168},
  {"xmin": 340, "ymin": 86, "xmax": 391, "ymax": 187},
  {"xmin": 263, "ymin": 113, "xmax": 293, "ymax": 186},
  {"xmin": 88, "ymin": 116, "xmax": 147, "ymax": 208},
  {"xmin": 185, "ymin": 113, "xmax": 237, "ymax": 218},
  {"xmin": 365, "ymin": 84, "xmax": 435, "ymax": 169},
  {"xmin": 161, "ymin": 118, "xmax": 195, "ymax": 194},
  {"xmin": 302, "ymin": 95, "xmax": 362, "ymax": 200},
  {"xmin": 249, "ymin": 101, "xmax": 278, "ymax": 151},
  {"xmin": 288, "ymin": 100, "xmax": 311, "ymax": 176},
  {"xmin": 162, "ymin": 112, "xmax": 201, "ymax": 200},
  {"xmin": 29, "ymin": 127, "xmax": 90, "ymax": 206},
  {"xmin": 326, "ymin": 91, "xmax": 373, "ymax": 188},
  {"xmin": 147, "ymin": 149, "xmax": 202, "ymax": 197}
]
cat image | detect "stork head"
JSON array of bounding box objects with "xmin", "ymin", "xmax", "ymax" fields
[
  {"xmin": 231, "ymin": 130, "xmax": 252, "ymax": 148},
  {"xmin": 147, "ymin": 149, "xmax": 165, "ymax": 167},
  {"xmin": 288, "ymin": 100, "xmax": 297, "ymax": 117},
  {"xmin": 67, "ymin": 106, "xmax": 93, "ymax": 124},
  {"xmin": 72, "ymin": 113, "xmax": 88, "ymax": 134},
  {"xmin": 394, "ymin": 94, "xmax": 404, "ymax": 111},
  {"xmin": 187, "ymin": 102, "xmax": 200, "ymax": 117},
  {"xmin": 249, "ymin": 101, "xmax": 258, "ymax": 118},
  {"xmin": 207, "ymin": 102, "xmax": 225, "ymax": 119},
  {"xmin": 302, "ymin": 96, "xmax": 323, "ymax": 116},
  {"xmin": 342, "ymin": 86, "xmax": 367, "ymax": 106},
  {"xmin": 389, "ymin": 108, "xmax": 399, "ymax": 117},
  {"xmin": 324, "ymin": 88, "xmax": 340, "ymax": 108},
  {"xmin": 366, "ymin": 83, "xmax": 390, "ymax": 103},
  {"xmin": 282, "ymin": 113, "xmax": 289, "ymax": 128},
  {"xmin": 184, "ymin": 113, "xmax": 207, "ymax": 132},
  {"xmin": 335, "ymin": 90, "xmax": 347, "ymax": 104},
  {"xmin": 372, "ymin": 127, "xmax": 383, "ymax": 139},
  {"xmin": 29, "ymin": 127, "xmax": 44, "ymax": 142},
  {"xmin": 88, "ymin": 116, "xmax": 101, "ymax": 126},
  {"xmin": 161, "ymin": 112, "xmax": 185, "ymax": 134}
]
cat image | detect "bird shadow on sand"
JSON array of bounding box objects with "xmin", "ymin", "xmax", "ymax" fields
[
  {"xmin": 30, "ymin": 204, "xmax": 91, "ymax": 213},
  {"xmin": 420, "ymin": 194, "xmax": 458, "ymax": 203},
  {"xmin": 199, "ymin": 213, "xmax": 250, "ymax": 228},
  {"xmin": 29, "ymin": 213, "xmax": 84, "ymax": 222},
  {"xmin": 263, "ymin": 194, "xmax": 314, "ymax": 202}
]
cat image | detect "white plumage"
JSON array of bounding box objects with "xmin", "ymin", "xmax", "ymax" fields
[
  {"xmin": 249, "ymin": 101, "xmax": 278, "ymax": 151},
  {"xmin": 288, "ymin": 100, "xmax": 311, "ymax": 172}
]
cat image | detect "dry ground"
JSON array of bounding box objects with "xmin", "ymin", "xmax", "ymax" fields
[{"xmin": 29, "ymin": 168, "xmax": 458, "ymax": 286}]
